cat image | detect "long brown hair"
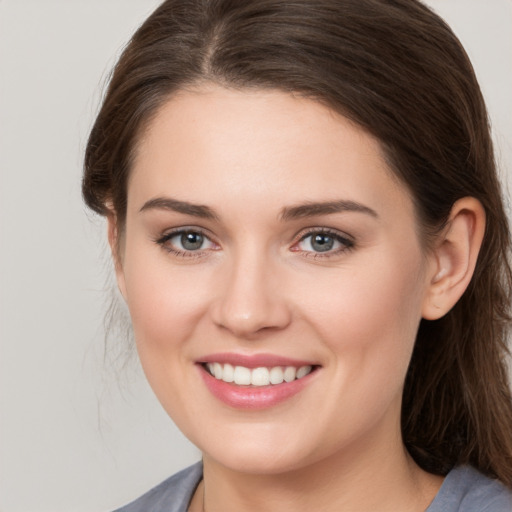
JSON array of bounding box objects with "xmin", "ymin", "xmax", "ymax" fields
[{"xmin": 83, "ymin": 0, "xmax": 512, "ymax": 485}]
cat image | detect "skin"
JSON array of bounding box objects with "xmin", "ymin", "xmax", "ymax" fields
[{"xmin": 110, "ymin": 85, "xmax": 485, "ymax": 512}]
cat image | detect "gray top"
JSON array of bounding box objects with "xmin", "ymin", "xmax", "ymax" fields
[
  {"xmin": 114, "ymin": 462, "xmax": 512, "ymax": 512},
  {"xmin": 113, "ymin": 463, "xmax": 202, "ymax": 512},
  {"xmin": 426, "ymin": 465, "xmax": 512, "ymax": 512}
]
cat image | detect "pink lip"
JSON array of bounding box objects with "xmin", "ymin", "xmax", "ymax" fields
[
  {"xmin": 198, "ymin": 352, "xmax": 316, "ymax": 369},
  {"xmin": 196, "ymin": 354, "xmax": 319, "ymax": 410}
]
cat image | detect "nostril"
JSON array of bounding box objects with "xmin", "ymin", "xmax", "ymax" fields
[{"xmin": 211, "ymin": 297, "xmax": 292, "ymax": 337}]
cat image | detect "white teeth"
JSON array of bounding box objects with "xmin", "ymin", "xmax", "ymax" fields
[
  {"xmin": 213, "ymin": 362, "xmax": 223, "ymax": 379},
  {"xmin": 222, "ymin": 363, "xmax": 234, "ymax": 383},
  {"xmin": 233, "ymin": 366, "xmax": 251, "ymax": 385},
  {"xmin": 269, "ymin": 366, "xmax": 284, "ymax": 384},
  {"xmin": 206, "ymin": 363, "xmax": 314, "ymax": 386},
  {"xmin": 297, "ymin": 365, "xmax": 312, "ymax": 379},
  {"xmin": 251, "ymin": 367, "xmax": 270, "ymax": 386},
  {"xmin": 283, "ymin": 366, "xmax": 297, "ymax": 382}
]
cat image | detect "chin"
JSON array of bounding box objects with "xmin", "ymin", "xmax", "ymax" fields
[
  {"xmin": 204, "ymin": 446, "xmax": 309, "ymax": 475},
  {"xmin": 192, "ymin": 425, "xmax": 326, "ymax": 476}
]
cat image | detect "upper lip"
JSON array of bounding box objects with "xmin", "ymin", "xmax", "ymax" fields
[{"xmin": 197, "ymin": 352, "xmax": 318, "ymax": 369}]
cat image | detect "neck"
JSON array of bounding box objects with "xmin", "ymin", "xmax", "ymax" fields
[{"xmin": 197, "ymin": 428, "xmax": 442, "ymax": 512}]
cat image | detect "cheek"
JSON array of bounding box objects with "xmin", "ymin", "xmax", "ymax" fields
[
  {"xmin": 300, "ymin": 250, "xmax": 426, "ymax": 380},
  {"xmin": 121, "ymin": 245, "xmax": 211, "ymax": 356},
  {"xmin": 120, "ymin": 247, "xmax": 216, "ymax": 422}
]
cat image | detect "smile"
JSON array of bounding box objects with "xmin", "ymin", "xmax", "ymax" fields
[
  {"xmin": 198, "ymin": 355, "xmax": 319, "ymax": 409},
  {"xmin": 205, "ymin": 363, "xmax": 314, "ymax": 387}
]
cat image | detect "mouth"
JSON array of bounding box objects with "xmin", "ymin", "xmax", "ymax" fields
[
  {"xmin": 197, "ymin": 354, "xmax": 320, "ymax": 409},
  {"xmin": 203, "ymin": 362, "xmax": 315, "ymax": 387}
]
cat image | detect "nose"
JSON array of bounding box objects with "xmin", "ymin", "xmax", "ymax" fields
[{"xmin": 211, "ymin": 250, "xmax": 292, "ymax": 339}]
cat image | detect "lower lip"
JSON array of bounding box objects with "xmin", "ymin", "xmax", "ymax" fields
[{"xmin": 198, "ymin": 365, "xmax": 317, "ymax": 410}]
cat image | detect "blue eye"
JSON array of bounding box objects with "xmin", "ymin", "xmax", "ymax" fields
[
  {"xmin": 297, "ymin": 231, "xmax": 353, "ymax": 254},
  {"xmin": 156, "ymin": 229, "xmax": 216, "ymax": 254},
  {"xmin": 177, "ymin": 231, "xmax": 206, "ymax": 251}
]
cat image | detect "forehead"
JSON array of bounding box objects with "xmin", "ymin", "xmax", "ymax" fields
[{"xmin": 129, "ymin": 85, "xmax": 413, "ymax": 223}]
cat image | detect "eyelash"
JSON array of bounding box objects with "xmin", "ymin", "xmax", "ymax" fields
[
  {"xmin": 154, "ymin": 227, "xmax": 355, "ymax": 259},
  {"xmin": 154, "ymin": 228, "xmax": 217, "ymax": 259},
  {"xmin": 293, "ymin": 228, "xmax": 355, "ymax": 259}
]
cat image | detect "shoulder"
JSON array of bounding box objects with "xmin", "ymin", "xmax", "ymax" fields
[
  {"xmin": 427, "ymin": 465, "xmax": 512, "ymax": 512},
  {"xmin": 112, "ymin": 462, "xmax": 203, "ymax": 512}
]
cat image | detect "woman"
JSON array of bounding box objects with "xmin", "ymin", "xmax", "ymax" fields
[{"xmin": 83, "ymin": 0, "xmax": 512, "ymax": 510}]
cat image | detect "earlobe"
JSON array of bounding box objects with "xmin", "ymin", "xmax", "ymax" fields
[
  {"xmin": 106, "ymin": 212, "xmax": 127, "ymax": 300},
  {"xmin": 422, "ymin": 197, "xmax": 485, "ymax": 320}
]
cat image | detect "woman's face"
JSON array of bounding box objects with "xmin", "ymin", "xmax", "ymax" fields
[{"xmin": 115, "ymin": 86, "xmax": 437, "ymax": 474}]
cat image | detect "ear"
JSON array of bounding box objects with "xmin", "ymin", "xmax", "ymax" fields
[
  {"xmin": 106, "ymin": 211, "xmax": 127, "ymax": 300},
  {"xmin": 422, "ymin": 197, "xmax": 486, "ymax": 320}
]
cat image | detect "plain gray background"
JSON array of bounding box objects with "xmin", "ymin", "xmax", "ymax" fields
[{"xmin": 0, "ymin": 1, "xmax": 511, "ymax": 511}]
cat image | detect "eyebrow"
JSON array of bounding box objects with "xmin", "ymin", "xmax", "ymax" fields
[
  {"xmin": 139, "ymin": 196, "xmax": 378, "ymax": 222},
  {"xmin": 139, "ymin": 197, "xmax": 219, "ymax": 220},
  {"xmin": 280, "ymin": 200, "xmax": 378, "ymax": 220}
]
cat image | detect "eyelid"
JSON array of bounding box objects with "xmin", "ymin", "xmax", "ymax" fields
[
  {"xmin": 295, "ymin": 226, "xmax": 354, "ymax": 244},
  {"xmin": 154, "ymin": 226, "xmax": 219, "ymax": 256},
  {"xmin": 153, "ymin": 225, "xmax": 354, "ymax": 259},
  {"xmin": 291, "ymin": 227, "xmax": 355, "ymax": 256}
]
